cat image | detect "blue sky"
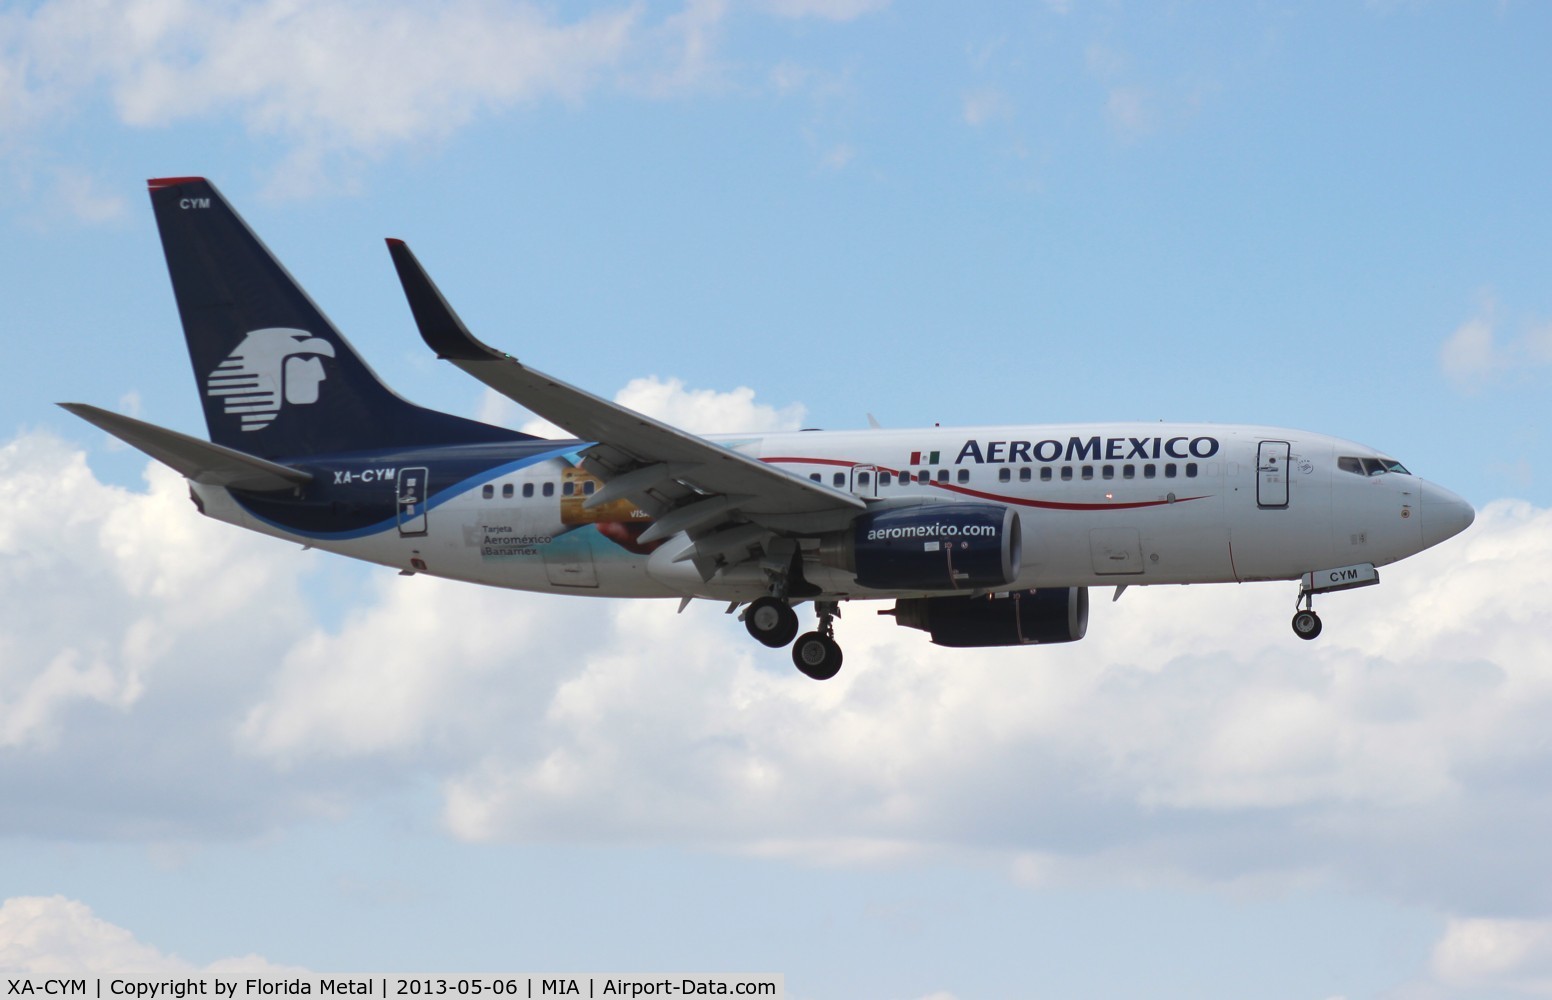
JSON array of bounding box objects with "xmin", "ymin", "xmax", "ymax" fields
[{"xmin": 5, "ymin": 2, "xmax": 1552, "ymax": 997}]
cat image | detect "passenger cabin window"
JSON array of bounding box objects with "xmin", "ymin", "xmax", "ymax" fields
[
  {"xmin": 502, "ymin": 483, "xmax": 514, "ymax": 499},
  {"xmin": 1021, "ymin": 468, "xmax": 1033, "ymax": 482},
  {"xmin": 1101, "ymin": 465, "xmax": 1114, "ymax": 480},
  {"xmin": 1123, "ymin": 465, "xmax": 1136, "ymax": 479},
  {"xmin": 833, "ymin": 472, "xmax": 845, "ymax": 487},
  {"xmin": 810, "ymin": 473, "xmax": 822, "ymax": 482},
  {"xmin": 583, "ymin": 481, "xmax": 596, "ymax": 495},
  {"xmin": 956, "ymin": 469, "xmax": 969, "ymax": 484},
  {"xmin": 522, "ymin": 483, "xmax": 534, "ymax": 498},
  {"xmin": 1185, "ymin": 463, "xmax": 1198, "ymax": 478},
  {"xmin": 936, "ymin": 469, "xmax": 949, "ymax": 483},
  {"xmin": 482, "ymin": 484, "xmax": 494, "ymax": 499},
  {"xmin": 999, "ymin": 468, "xmax": 1011, "ymax": 483},
  {"xmin": 1081, "ymin": 465, "xmax": 1094, "ymax": 480},
  {"xmin": 542, "ymin": 482, "xmax": 554, "ymax": 497},
  {"xmin": 1164, "ymin": 463, "xmax": 1177, "ymax": 478},
  {"xmin": 880, "ymin": 472, "xmax": 893, "ymax": 486},
  {"xmin": 1061, "ymin": 466, "xmax": 1073, "ymax": 481},
  {"xmin": 563, "ymin": 481, "xmax": 575, "ymax": 496},
  {"xmin": 1144, "ymin": 465, "xmax": 1157, "ymax": 479},
  {"xmin": 1040, "ymin": 467, "xmax": 1053, "ymax": 482},
  {"xmin": 858, "ymin": 472, "xmax": 872, "ymax": 487}
]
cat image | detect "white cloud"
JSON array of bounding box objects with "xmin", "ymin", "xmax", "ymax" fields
[
  {"xmin": 760, "ymin": 0, "xmax": 891, "ymax": 21},
  {"xmin": 820, "ymin": 142, "xmax": 856, "ymax": 170},
  {"xmin": 223, "ymin": 470, "xmax": 1552, "ymax": 914},
  {"xmin": 1084, "ymin": 43, "xmax": 1129, "ymax": 82},
  {"xmin": 0, "ymin": 896, "xmax": 304, "ymax": 976},
  {"xmin": 0, "ymin": 0, "xmax": 889, "ymax": 194},
  {"xmin": 482, "ymin": 375, "xmax": 806, "ymax": 438},
  {"xmin": 631, "ymin": 0, "xmax": 728, "ymax": 98},
  {"xmin": 323, "ymin": 500, "xmax": 1552, "ymax": 915},
  {"xmin": 961, "ymin": 87, "xmax": 1012, "ymax": 128},
  {"xmin": 1104, "ymin": 85, "xmax": 1155, "ymax": 139},
  {"xmin": 613, "ymin": 375, "xmax": 806, "ymax": 433},
  {"xmin": 42, "ymin": 166, "xmax": 127, "ymax": 224},
  {"xmin": 0, "ymin": 433, "xmax": 270, "ymax": 749},
  {"xmin": 17, "ymin": 0, "xmax": 637, "ymax": 146},
  {"xmin": 0, "ymin": 0, "xmax": 738, "ymax": 195},
  {"xmin": 1082, "ymin": 42, "xmax": 1206, "ymax": 143},
  {"xmin": 1431, "ymin": 917, "xmax": 1552, "ymax": 995},
  {"xmin": 1440, "ymin": 300, "xmax": 1552, "ymax": 393},
  {"xmin": 1440, "ymin": 314, "xmax": 1499, "ymax": 389},
  {"xmin": 20, "ymin": 416, "xmax": 1552, "ymax": 918},
  {"xmin": 0, "ymin": 430, "xmax": 326, "ymax": 836}
]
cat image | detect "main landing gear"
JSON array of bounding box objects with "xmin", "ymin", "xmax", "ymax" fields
[
  {"xmin": 740, "ymin": 598, "xmax": 844, "ymax": 680},
  {"xmin": 744, "ymin": 596, "xmax": 799, "ymax": 648},
  {"xmin": 792, "ymin": 602, "xmax": 843, "ymax": 681}
]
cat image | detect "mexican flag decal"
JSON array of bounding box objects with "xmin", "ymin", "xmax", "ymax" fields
[{"xmin": 909, "ymin": 450, "xmax": 940, "ymax": 465}]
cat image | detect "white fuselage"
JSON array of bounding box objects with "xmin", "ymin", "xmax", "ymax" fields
[{"xmin": 193, "ymin": 422, "xmax": 1463, "ymax": 603}]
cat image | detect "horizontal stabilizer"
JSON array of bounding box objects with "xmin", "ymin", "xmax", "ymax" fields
[{"xmin": 59, "ymin": 403, "xmax": 312, "ymax": 491}]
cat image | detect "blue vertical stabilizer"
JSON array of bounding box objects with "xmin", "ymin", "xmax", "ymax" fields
[{"xmin": 147, "ymin": 176, "xmax": 530, "ymax": 458}]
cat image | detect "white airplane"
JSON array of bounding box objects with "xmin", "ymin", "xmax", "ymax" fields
[{"xmin": 63, "ymin": 178, "xmax": 1476, "ymax": 679}]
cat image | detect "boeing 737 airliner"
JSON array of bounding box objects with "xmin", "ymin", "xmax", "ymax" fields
[{"xmin": 62, "ymin": 178, "xmax": 1476, "ymax": 679}]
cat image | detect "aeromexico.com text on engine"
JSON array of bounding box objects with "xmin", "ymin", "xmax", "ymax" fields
[{"xmin": 864, "ymin": 522, "xmax": 1001, "ymax": 541}]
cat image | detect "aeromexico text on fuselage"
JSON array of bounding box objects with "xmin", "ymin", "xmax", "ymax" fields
[{"xmin": 949, "ymin": 434, "xmax": 1221, "ymax": 465}]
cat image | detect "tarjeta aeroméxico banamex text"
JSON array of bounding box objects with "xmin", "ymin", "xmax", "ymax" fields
[{"xmin": 61, "ymin": 178, "xmax": 1476, "ymax": 680}]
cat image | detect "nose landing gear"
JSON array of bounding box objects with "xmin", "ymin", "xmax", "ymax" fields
[
  {"xmin": 1289, "ymin": 563, "xmax": 1381, "ymax": 640},
  {"xmin": 1291, "ymin": 589, "xmax": 1322, "ymax": 640}
]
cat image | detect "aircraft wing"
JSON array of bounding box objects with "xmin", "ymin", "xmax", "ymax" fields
[
  {"xmin": 386, "ymin": 240, "xmax": 865, "ymax": 540},
  {"xmin": 59, "ymin": 403, "xmax": 311, "ymax": 491}
]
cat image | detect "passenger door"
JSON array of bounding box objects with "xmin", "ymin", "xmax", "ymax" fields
[
  {"xmin": 1256, "ymin": 441, "xmax": 1290, "ymax": 509},
  {"xmin": 396, "ymin": 467, "xmax": 429, "ymax": 536}
]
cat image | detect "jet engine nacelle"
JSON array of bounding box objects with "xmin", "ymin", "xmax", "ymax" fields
[
  {"xmin": 887, "ymin": 588, "xmax": 1089, "ymax": 647},
  {"xmin": 819, "ymin": 502, "xmax": 1021, "ymax": 591}
]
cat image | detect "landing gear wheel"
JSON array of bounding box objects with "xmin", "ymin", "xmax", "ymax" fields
[
  {"xmin": 1292, "ymin": 609, "xmax": 1323, "ymax": 640},
  {"xmin": 792, "ymin": 631, "xmax": 843, "ymax": 680},
  {"xmin": 745, "ymin": 596, "xmax": 799, "ymax": 648}
]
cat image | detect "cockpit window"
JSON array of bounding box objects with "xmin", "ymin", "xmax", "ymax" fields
[{"xmin": 1339, "ymin": 456, "xmax": 1411, "ymax": 477}]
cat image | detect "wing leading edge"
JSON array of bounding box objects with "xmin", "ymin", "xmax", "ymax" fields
[{"xmin": 385, "ymin": 239, "xmax": 865, "ymax": 542}]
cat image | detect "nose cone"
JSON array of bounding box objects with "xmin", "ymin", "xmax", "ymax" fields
[{"xmin": 1420, "ymin": 481, "xmax": 1475, "ymax": 549}]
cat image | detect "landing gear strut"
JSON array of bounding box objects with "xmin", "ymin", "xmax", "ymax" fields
[
  {"xmin": 792, "ymin": 601, "xmax": 843, "ymax": 680},
  {"xmin": 1291, "ymin": 590, "xmax": 1323, "ymax": 641}
]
